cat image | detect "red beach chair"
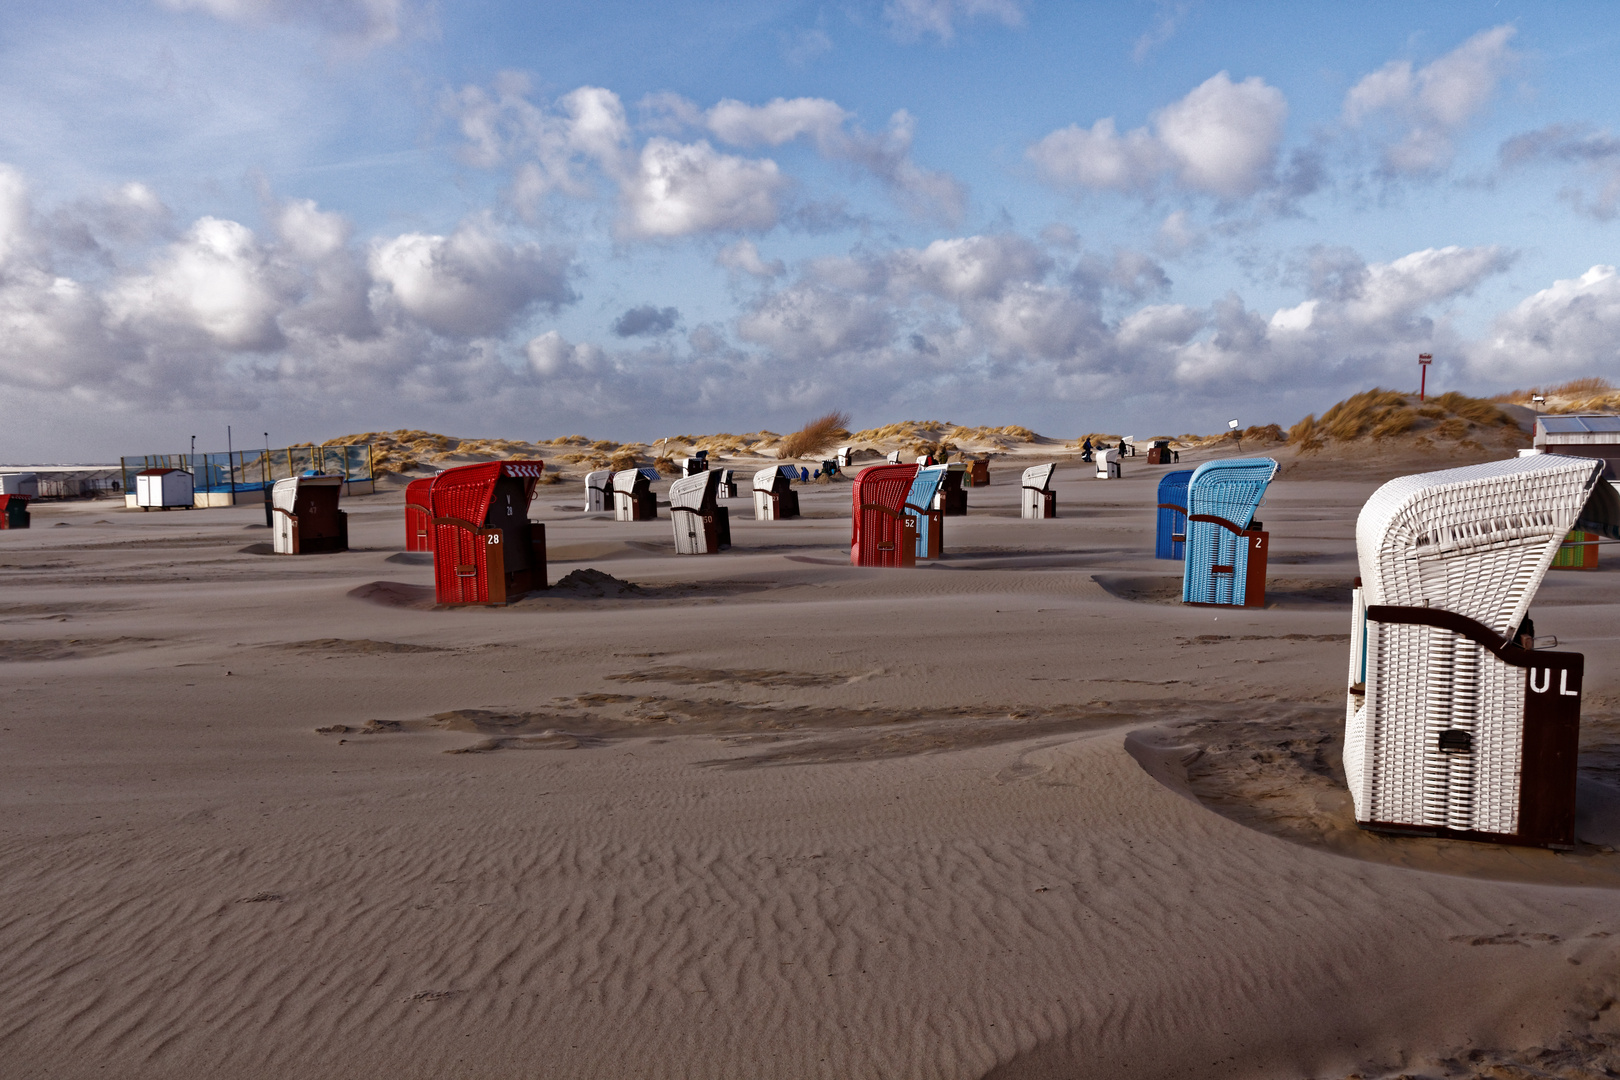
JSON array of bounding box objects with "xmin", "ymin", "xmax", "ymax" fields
[
  {"xmin": 405, "ymin": 477, "xmax": 434, "ymax": 552},
  {"xmin": 430, "ymin": 461, "xmax": 548, "ymax": 605},
  {"xmin": 851, "ymin": 463, "xmax": 919, "ymax": 568}
]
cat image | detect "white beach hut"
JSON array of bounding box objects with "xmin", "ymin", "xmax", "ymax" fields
[{"xmin": 135, "ymin": 468, "xmax": 194, "ymax": 510}]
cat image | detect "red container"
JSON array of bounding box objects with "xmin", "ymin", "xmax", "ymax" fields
[
  {"xmin": 405, "ymin": 477, "xmax": 434, "ymax": 552},
  {"xmin": 851, "ymin": 464, "xmax": 919, "ymax": 568},
  {"xmin": 430, "ymin": 461, "xmax": 548, "ymax": 605}
]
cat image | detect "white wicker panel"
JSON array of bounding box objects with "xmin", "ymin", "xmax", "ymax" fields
[
  {"xmin": 584, "ymin": 470, "xmax": 612, "ymax": 512},
  {"xmin": 754, "ymin": 489, "xmax": 774, "ymax": 521},
  {"xmin": 1366, "ymin": 621, "xmax": 1433, "ymax": 825},
  {"xmin": 752, "ymin": 466, "xmax": 781, "ymax": 493},
  {"xmin": 1344, "ymin": 701, "xmax": 1368, "ymax": 819},
  {"xmin": 1022, "ymin": 463, "xmax": 1055, "ymax": 490}
]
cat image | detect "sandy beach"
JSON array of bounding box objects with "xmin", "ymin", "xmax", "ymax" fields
[{"xmin": 3, "ymin": 446, "xmax": 1618, "ymax": 1079}]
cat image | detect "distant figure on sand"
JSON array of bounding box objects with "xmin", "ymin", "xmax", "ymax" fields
[{"xmin": 1081, "ymin": 437, "xmax": 1093, "ymax": 462}]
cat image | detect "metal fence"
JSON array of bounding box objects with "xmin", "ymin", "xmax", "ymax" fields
[{"xmin": 119, "ymin": 444, "xmax": 375, "ymax": 495}]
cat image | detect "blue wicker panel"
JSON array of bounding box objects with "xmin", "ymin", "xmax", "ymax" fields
[
  {"xmin": 1155, "ymin": 470, "xmax": 1192, "ymax": 560},
  {"xmin": 906, "ymin": 468, "xmax": 946, "ymax": 557},
  {"xmin": 1181, "ymin": 458, "xmax": 1278, "ymax": 604}
]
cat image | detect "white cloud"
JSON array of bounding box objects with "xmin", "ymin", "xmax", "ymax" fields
[
  {"xmin": 452, "ymin": 81, "xmax": 631, "ymax": 206},
  {"xmin": 1499, "ymin": 124, "xmax": 1620, "ymax": 220},
  {"xmin": 1118, "ymin": 303, "xmax": 1204, "ymax": 347},
  {"xmin": 717, "ymin": 240, "xmax": 785, "ymax": 278},
  {"xmin": 1155, "ymin": 210, "xmax": 1202, "ymax": 254},
  {"xmin": 451, "ymin": 82, "xmax": 965, "ymax": 228},
  {"xmin": 0, "ymin": 165, "xmax": 35, "ymax": 268},
  {"xmin": 736, "ymin": 283, "xmax": 896, "ymax": 362},
  {"xmin": 368, "ymin": 218, "xmax": 576, "ymax": 336},
  {"xmin": 707, "ymin": 97, "xmax": 850, "ymax": 150},
  {"xmin": 526, "ymin": 330, "xmax": 605, "ymax": 376},
  {"xmin": 1155, "ymin": 73, "xmax": 1288, "ymax": 197},
  {"xmin": 155, "ymin": 0, "xmax": 408, "ymax": 46},
  {"xmin": 1344, "ymin": 25, "xmax": 1517, "ymax": 174},
  {"xmin": 706, "ymin": 97, "xmax": 966, "ymax": 222},
  {"xmin": 619, "ymin": 138, "xmax": 786, "ymax": 238},
  {"xmin": 1469, "ymin": 265, "xmax": 1620, "ymax": 382},
  {"xmin": 1132, "ymin": 1, "xmax": 1194, "ymax": 64},
  {"xmin": 275, "ymin": 198, "xmax": 349, "ymax": 261},
  {"xmin": 1029, "ymin": 72, "xmax": 1287, "ymax": 199},
  {"xmin": 1027, "ymin": 118, "xmax": 1169, "ymax": 193},
  {"xmin": 108, "ymin": 217, "xmax": 284, "ymax": 350},
  {"xmin": 883, "ymin": 0, "xmax": 1024, "ymax": 41},
  {"xmin": 906, "ymin": 234, "xmax": 1051, "ymax": 302}
]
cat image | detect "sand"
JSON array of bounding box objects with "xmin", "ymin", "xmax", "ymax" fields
[{"xmin": 2, "ymin": 446, "xmax": 1618, "ymax": 1079}]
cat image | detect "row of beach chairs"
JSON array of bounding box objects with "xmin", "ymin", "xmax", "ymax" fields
[{"xmin": 392, "ymin": 447, "xmax": 1620, "ymax": 857}]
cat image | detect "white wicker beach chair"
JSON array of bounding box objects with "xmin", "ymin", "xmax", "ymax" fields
[
  {"xmin": 1095, "ymin": 449, "xmax": 1120, "ymax": 479},
  {"xmin": 669, "ymin": 470, "xmax": 730, "ymax": 554},
  {"xmin": 836, "ymin": 447, "xmax": 854, "ymax": 469},
  {"xmin": 886, "ymin": 450, "xmax": 904, "ymax": 465},
  {"xmin": 612, "ymin": 467, "xmax": 659, "ymax": 521},
  {"xmin": 271, "ymin": 474, "xmax": 346, "ymax": 555},
  {"xmin": 584, "ymin": 469, "xmax": 614, "ymax": 512},
  {"xmin": 1021, "ymin": 464, "xmax": 1056, "ymax": 519},
  {"xmin": 753, "ymin": 465, "xmax": 800, "ymax": 520},
  {"xmin": 1345, "ymin": 454, "xmax": 1617, "ymax": 848}
]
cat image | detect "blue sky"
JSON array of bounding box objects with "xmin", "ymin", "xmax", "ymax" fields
[{"xmin": 3, "ymin": 0, "xmax": 1619, "ymax": 459}]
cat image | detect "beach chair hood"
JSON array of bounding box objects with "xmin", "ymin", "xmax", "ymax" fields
[
  {"xmin": 669, "ymin": 470, "xmax": 720, "ymax": 512},
  {"xmin": 1022, "ymin": 463, "xmax": 1055, "ymax": 491},
  {"xmin": 1355, "ymin": 454, "xmax": 1607, "ymax": 636}
]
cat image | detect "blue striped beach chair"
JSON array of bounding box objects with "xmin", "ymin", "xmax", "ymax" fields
[
  {"xmin": 1155, "ymin": 470, "xmax": 1193, "ymax": 560},
  {"xmin": 1181, "ymin": 458, "xmax": 1278, "ymax": 605},
  {"xmin": 905, "ymin": 465, "xmax": 948, "ymax": 559}
]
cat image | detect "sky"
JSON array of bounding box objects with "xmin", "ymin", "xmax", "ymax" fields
[{"xmin": 3, "ymin": 1, "xmax": 1620, "ymax": 460}]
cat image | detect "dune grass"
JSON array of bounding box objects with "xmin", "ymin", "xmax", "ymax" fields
[
  {"xmin": 777, "ymin": 411, "xmax": 852, "ymax": 460},
  {"xmin": 1492, "ymin": 376, "xmax": 1620, "ymax": 413},
  {"xmin": 1289, "ymin": 388, "xmax": 1518, "ymax": 454}
]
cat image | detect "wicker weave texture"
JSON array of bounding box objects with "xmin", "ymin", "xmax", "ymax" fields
[
  {"xmin": 906, "ymin": 466, "xmax": 946, "ymax": 555},
  {"xmin": 1180, "ymin": 458, "xmax": 1277, "ymax": 604},
  {"xmin": 1155, "ymin": 470, "xmax": 1192, "ymax": 560},
  {"xmin": 669, "ymin": 471, "xmax": 719, "ymax": 554},
  {"xmin": 583, "ymin": 470, "xmax": 612, "ymax": 512},
  {"xmin": 1021, "ymin": 463, "xmax": 1055, "ymax": 518},
  {"xmin": 1350, "ymin": 454, "xmax": 1604, "ymax": 831}
]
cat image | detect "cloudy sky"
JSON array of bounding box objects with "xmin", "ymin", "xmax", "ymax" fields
[{"xmin": 3, "ymin": 1, "xmax": 1619, "ymax": 459}]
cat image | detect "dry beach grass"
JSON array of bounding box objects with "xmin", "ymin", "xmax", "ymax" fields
[{"xmin": 1, "ymin": 418, "xmax": 1618, "ymax": 1079}]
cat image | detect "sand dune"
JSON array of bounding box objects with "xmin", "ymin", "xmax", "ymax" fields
[{"xmin": 1, "ymin": 442, "xmax": 1617, "ymax": 1078}]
